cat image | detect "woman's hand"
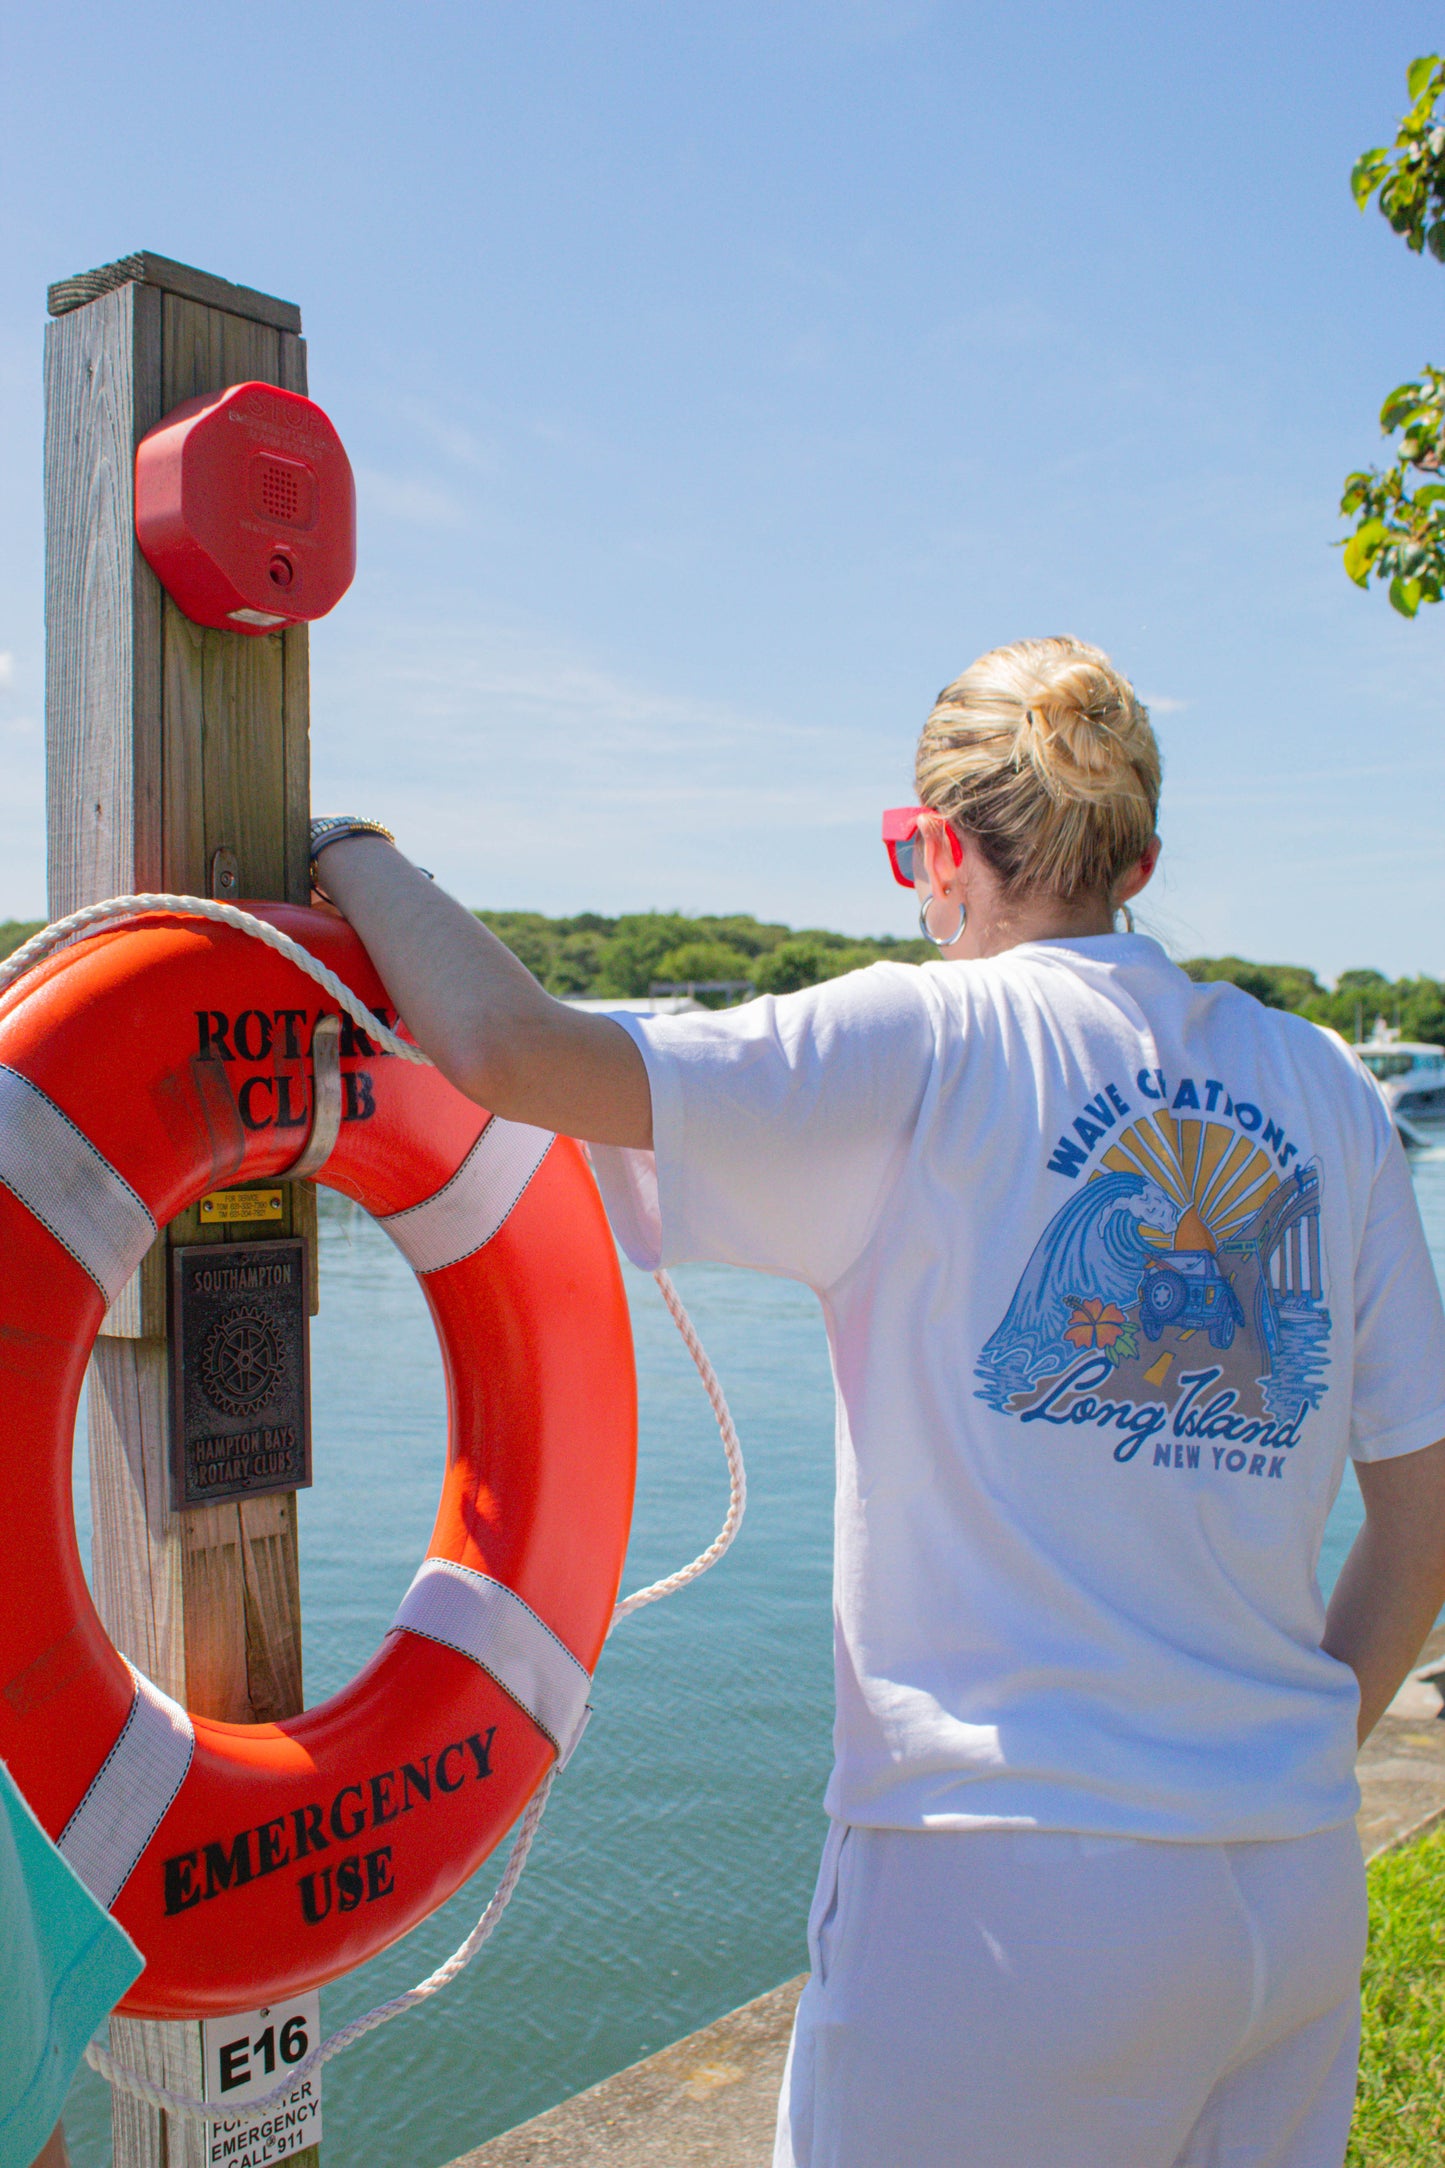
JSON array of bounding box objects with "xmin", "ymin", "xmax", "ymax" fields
[
  {"xmin": 1323, "ymin": 1435, "xmax": 1445, "ymax": 1741},
  {"xmin": 312, "ymin": 836, "xmax": 653, "ymax": 1149}
]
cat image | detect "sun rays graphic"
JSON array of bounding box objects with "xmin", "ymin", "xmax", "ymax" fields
[{"xmin": 1092, "ymin": 1112, "xmax": 1281, "ymax": 1251}]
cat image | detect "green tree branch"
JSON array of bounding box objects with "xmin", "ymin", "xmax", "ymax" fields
[{"xmin": 1340, "ymin": 56, "xmax": 1445, "ymax": 616}]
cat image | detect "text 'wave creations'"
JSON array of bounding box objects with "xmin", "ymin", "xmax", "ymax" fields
[{"xmin": 976, "ymin": 1068, "xmax": 1331, "ymax": 1476}]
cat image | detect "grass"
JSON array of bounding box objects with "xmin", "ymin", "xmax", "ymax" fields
[{"xmin": 1348, "ymin": 1822, "xmax": 1445, "ymax": 2164}]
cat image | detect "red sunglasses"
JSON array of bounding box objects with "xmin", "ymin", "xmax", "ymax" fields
[{"xmin": 882, "ymin": 806, "xmax": 963, "ymax": 889}]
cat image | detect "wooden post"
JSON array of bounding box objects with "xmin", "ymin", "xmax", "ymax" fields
[{"xmin": 45, "ymin": 252, "xmax": 319, "ymax": 2168}]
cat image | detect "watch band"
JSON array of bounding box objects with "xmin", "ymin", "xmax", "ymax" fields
[{"xmin": 308, "ymin": 817, "xmax": 396, "ymax": 895}]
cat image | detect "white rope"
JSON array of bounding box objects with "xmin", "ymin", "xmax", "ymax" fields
[
  {"xmin": 0, "ymin": 898, "xmax": 747, "ymax": 2124},
  {"xmin": 82, "ymin": 1260, "xmax": 743, "ymax": 2125},
  {"xmin": 612, "ymin": 1267, "xmax": 747, "ymax": 1624},
  {"xmin": 81, "ymin": 1262, "xmax": 746, "ymax": 2125},
  {"xmin": 0, "ymin": 894, "xmax": 428, "ymax": 1064},
  {"xmin": 84, "ymin": 1777, "xmax": 555, "ymax": 2122}
]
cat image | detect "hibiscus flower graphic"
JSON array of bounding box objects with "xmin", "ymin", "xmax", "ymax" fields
[
  {"xmin": 1063, "ymin": 1297, "xmax": 1136, "ymax": 1365},
  {"xmin": 1064, "ymin": 1297, "xmax": 1126, "ymax": 1349}
]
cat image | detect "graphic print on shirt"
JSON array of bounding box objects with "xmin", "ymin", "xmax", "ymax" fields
[{"xmin": 975, "ymin": 1085, "xmax": 1331, "ymax": 1476}]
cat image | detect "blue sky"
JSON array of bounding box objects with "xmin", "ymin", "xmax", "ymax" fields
[{"xmin": 2, "ymin": 2, "xmax": 1444, "ymax": 978}]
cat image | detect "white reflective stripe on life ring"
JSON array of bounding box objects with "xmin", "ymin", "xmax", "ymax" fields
[
  {"xmin": 390, "ymin": 1558, "xmax": 591, "ymax": 1759},
  {"xmin": 58, "ymin": 1663, "xmax": 195, "ymax": 1909},
  {"xmin": 0, "ymin": 1065, "xmax": 157, "ymax": 1302},
  {"xmin": 379, "ymin": 1116, "xmax": 553, "ymax": 1275}
]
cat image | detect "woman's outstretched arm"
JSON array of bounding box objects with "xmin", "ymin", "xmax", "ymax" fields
[
  {"xmin": 1323, "ymin": 1435, "xmax": 1445, "ymax": 1742},
  {"xmin": 313, "ymin": 836, "xmax": 653, "ymax": 1148}
]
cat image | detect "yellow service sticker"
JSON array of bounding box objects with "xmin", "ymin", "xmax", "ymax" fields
[{"xmin": 199, "ymin": 1188, "xmax": 285, "ymax": 1225}]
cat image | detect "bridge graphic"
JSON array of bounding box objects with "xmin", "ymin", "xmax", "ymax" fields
[{"xmin": 1217, "ymin": 1163, "xmax": 1323, "ymax": 1370}]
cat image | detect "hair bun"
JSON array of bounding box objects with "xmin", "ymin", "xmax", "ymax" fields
[
  {"xmin": 914, "ymin": 635, "xmax": 1161, "ymax": 900},
  {"xmin": 1015, "ymin": 659, "xmax": 1150, "ymax": 808}
]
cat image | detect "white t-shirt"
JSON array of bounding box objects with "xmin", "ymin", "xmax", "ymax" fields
[{"xmin": 591, "ymin": 934, "xmax": 1445, "ymax": 1841}]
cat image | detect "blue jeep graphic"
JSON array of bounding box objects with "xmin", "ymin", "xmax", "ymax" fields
[{"xmin": 1138, "ymin": 1251, "xmax": 1243, "ymax": 1350}]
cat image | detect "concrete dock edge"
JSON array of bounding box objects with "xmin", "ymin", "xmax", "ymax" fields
[{"xmin": 443, "ymin": 1974, "xmax": 804, "ymax": 2167}]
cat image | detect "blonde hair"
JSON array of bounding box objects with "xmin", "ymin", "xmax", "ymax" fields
[{"xmin": 914, "ymin": 636, "xmax": 1161, "ymax": 901}]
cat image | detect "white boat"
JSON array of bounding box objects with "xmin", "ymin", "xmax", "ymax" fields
[{"xmin": 1353, "ymin": 1022, "xmax": 1445, "ymax": 1139}]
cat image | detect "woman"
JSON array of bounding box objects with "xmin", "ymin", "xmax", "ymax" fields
[{"xmin": 313, "ymin": 635, "xmax": 1445, "ymax": 2168}]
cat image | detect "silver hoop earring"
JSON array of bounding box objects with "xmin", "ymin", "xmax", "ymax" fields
[
  {"xmin": 919, "ymin": 894, "xmax": 966, "ymax": 948},
  {"xmin": 1115, "ymin": 903, "xmax": 1136, "ymax": 934}
]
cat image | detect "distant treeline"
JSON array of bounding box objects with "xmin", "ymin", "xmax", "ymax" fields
[
  {"xmin": 1, "ymin": 912, "xmax": 1436, "ymax": 1042},
  {"xmin": 1181, "ymin": 957, "xmax": 1445, "ymax": 1045},
  {"xmin": 473, "ymin": 910, "xmax": 930, "ymax": 998},
  {"xmin": 0, "ymin": 922, "xmax": 41, "ymax": 963},
  {"xmin": 485, "ymin": 919, "xmax": 1445, "ymax": 1035}
]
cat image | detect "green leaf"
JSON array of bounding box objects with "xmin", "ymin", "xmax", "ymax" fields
[
  {"xmin": 1414, "ymin": 483, "xmax": 1445, "ymax": 505},
  {"xmin": 1403, "ymin": 419, "xmax": 1440, "ymax": 458},
  {"xmin": 1105, "ymin": 1322, "xmax": 1138, "ymax": 1368},
  {"xmin": 1343, "ymin": 520, "xmax": 1387, "ymax": 584},
  {"xmin": 1390, "ymin": 573, "xmax": 1423, "ymax": 616},
  {"xmin": 1407, "ymin": 54, "xmax": 1441, "ymax": 104},
  {"xmin": 1351, "ymin": 59, "xmax": 1445, "ymax": 255},
  {"xmin": 1381, "ymin": 382, "xmax": 1427, "ymax": 430}
]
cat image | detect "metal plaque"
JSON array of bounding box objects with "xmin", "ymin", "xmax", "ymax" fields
[
  {"xmin": 171, "ymin": 1239, "xmax": 311, "ymax": 1507},
  {"xmin": 199, "ymin": 1186, "xmax": 284, "ymax": 1226}
]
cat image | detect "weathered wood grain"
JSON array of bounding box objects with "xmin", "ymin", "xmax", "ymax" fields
[
  {"xmin": 88, "ymin": 1340, "xmax": 186, "ymax": 1698},
  {"xmin": 45, "ymin": 279, "xmax": 167, "ymax": 1338},
  {"xmin": 106, "ymin": 2017, "xmax": 208, "ymax": 2168},
  {"xmin": 89, "ymin": 1342, "xmax": 210, "ymax": 2168},
  {"xmin": 179, "ymin": 1493, "xmax": 304, "ymax": 1724},
  {"xmin": 44, "ymin": 280, "xmax": 164, "ymax": 920},
  {"xmin": 48, "ymin": 251, "xmax": 302, "ymax": 336},
  {"xmin": 102, "ymin": 1243, "xmax": 168, "ymax": 1341},
  {"xmin": 45, "ymin": 258, "xmax": 318, "ymax": 2168}
]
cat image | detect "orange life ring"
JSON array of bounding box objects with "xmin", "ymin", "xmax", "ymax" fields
[{"xmin": 0, "ymin": 904, "xmax": 636, "ymax": 2018}]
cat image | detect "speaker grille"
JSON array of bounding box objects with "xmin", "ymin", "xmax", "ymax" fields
[
  {"xmin": 249, "ymin": 453, "xmax": 315, "ymax": 529},
  {"xmin": 259, "ymin": 462, "xmax": 300, "ymax": 520}
]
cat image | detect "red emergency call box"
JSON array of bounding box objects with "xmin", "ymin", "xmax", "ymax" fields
[{"xmin": 134, "ymin": 381, "xmax": 356, "ymax": 635}]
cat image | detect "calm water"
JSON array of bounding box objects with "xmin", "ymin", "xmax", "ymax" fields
[{"xmin": 61, "ymin": 1152, "xmax": 1445, "ymax": 2167}]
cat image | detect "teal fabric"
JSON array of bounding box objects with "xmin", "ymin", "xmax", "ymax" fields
[{"xmin": 0, "ymin": 1758, "xmax": 141, "ymax": 2168}]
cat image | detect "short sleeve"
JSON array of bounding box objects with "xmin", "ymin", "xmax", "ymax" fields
[
  {"xmin": 1350, "ymin": 1129, "xmax": 1445, "ymax": 1461},
  {"xmin": 0, "ymin": 1759, "xmax": 142, "ymax": 2166},
  {"xmin": 588, "ymin": 965, "xmax": 937, "ymax": 1288}
]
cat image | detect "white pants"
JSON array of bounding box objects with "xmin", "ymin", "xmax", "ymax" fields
[{"xmin": 773, "ymin": 1821, "xmax": 1367, "ymax": 2168}]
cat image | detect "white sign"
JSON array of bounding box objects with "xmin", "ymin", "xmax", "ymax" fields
[{"xmin": 202, "ymin": 1992, "xmax": 322, "ymax": 2166}]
